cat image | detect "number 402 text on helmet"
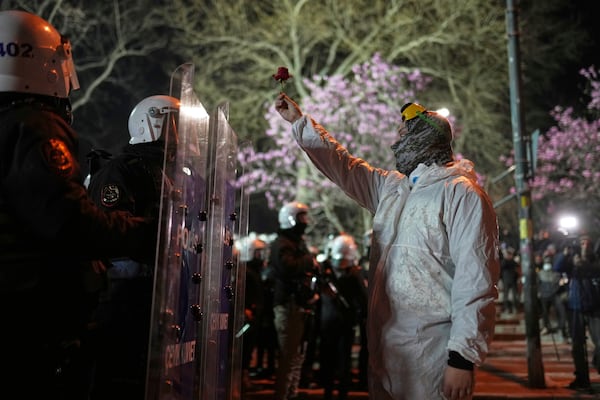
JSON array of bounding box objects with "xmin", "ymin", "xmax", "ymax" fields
[{"xmin": 0, "ymin": 10, "xmax": 80, "ymax": 98}]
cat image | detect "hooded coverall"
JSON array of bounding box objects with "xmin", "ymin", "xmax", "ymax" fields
[{"xmin": 290, "ymin": 115, "xmax": 500, "ymax": 399}]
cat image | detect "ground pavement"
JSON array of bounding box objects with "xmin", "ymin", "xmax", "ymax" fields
[{"xmin": 244, "ymin": 309, "xmax": 600, "ymax": 399}]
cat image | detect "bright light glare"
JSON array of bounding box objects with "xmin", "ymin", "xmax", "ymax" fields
[
  {"xmin": 180, "ymin": 104, "xmax": 208, "ymax": 119},
  {"xmin": 558, "ymin": 215, "xmax": 578, "ymax": 230},
  {"xmin": 436, "ymin": 108, "xmax": 450, "ymax": 117},
  {"xmin": 557, "ymin": 215, "xmax": 579, "ymax": 236}
]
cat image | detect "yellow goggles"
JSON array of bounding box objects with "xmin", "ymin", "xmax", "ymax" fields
[{"xmin": 401, "ymin": 103, "xmax": 427, "ymax": 122}]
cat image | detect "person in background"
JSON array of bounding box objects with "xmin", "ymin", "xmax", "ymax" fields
[
  {"xmin": 554, "ymin": 241, "xmax": 577, "ymax": 349},
  {"xmin": 537, "ymin": 255, "xmax": 568, "ymax": 340},
  {"xmin": 275, "ymin": 95, "xmax": 500, "ymax": 400},
  {"xmin": 253, "ymin": 246, "xmax": 279, "ymax": 380},
  {"xmin": 235, "ymin": 234, "xmax": 268, "ymax": 392},
  {"xmin": 319, "ymin": 233, "xmax": 368, "ymax": 400},
  {"xmin": 500, "ymin": 247, "xmax": 521, "ymax": 314},
  {"xmin": 270, "ymin": 201, "xmax": 320, "ymax": 400},
  {"xmin": 499, "ymin": 227, "xmax": 519, "ymax": 254},
  {"xmin": 299, "ymin": 245, "xmax": 323, "ymax": 390},
  {"xmin": 534, "ymin": 228, "xmax": 553, "ymax": 255},
  {"xmin": 532, "ymin": 251, "xmax": 544, "ymax": 272},
  {"xmin": 0, "ymin": 10, "xmax": 155, "ymax": 400},
  {"xmin": 544, "ymin": 243, "xmax": 558, "ymax": 264},
  {"xmin": 560, "ymin": 233, "xmax": 600, "ymax": 391},
  {"xmin": 87, "ymin": 95, "xmax": 179, "ymax": 399}
]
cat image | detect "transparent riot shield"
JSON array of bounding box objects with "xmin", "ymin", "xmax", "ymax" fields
[
  {"xmin": 146, "ymin": 63, "xmax": 210, "ymax": 400},
  {"xmin": 229, "ymin": 139, "xmax": 253, "ymax": 400},
  {"xmin": 146, "ymin": 63, "xmax": 247, "ymax": 400},
  {"xmin": 196, "ymin": 102, "xmax": 245, "ymax": 400}
]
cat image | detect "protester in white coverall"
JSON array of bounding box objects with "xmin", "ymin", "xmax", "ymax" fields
[{"xmin": 275, "ymin": 94, "xmax": 500, "ymax": 400}]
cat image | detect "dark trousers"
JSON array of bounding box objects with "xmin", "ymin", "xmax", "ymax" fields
[
  {"xmin": 254, "ymin": 319, "xmax": 277, "ymax": 374},
  {"xmin": 570, "ymin": 310, "xmax": 600, "ymax": 382},
  {"xmin": 502, "ymin": 277, "xmax": 520, "ymax": 312},
  {"xmin": 540, "ymin": 294, "xmax": 567, "ymax": 333},
  {"xmin": 319, "ymin": 322, "xmax": 355, "ymax": 400}
]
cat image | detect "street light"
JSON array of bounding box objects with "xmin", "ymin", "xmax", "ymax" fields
[{"xmin": 557, "ymin": 214, "xmax": 578, "ymax": 236}]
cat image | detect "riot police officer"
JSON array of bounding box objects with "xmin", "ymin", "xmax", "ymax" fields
[
  {"xmin": 270, "ymin": 201, "xmax": 320, "ymax": 400},
  {"xmin": 235, "ymin": 234, "xmax": 268, "ymax": 391},
  {"xmin": 319, "ymin": 233, "xmax": 368, "ymax": 400},
  {"xmin": 87, "ymin": 95, "xmax": 179, "ymax": 400},
  {"xmin": 0, "ymin": 10, "xmax": 155, "ymax": 400}
]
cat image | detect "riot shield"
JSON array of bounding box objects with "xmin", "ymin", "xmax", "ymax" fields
[
  {"xmin": 229, "ymin": 140, "xmax": 253, "ymax": 399},
  {"xmin": 196, "ymin": 102, "xmax": 244, "ymax": 400},
  {"xmin": 146, "ymin": 63, "xmax": 210, "ymax": 400},
  {"xmin": 146, "ymin": 63, "xmax": 247, "ymax": 400}
]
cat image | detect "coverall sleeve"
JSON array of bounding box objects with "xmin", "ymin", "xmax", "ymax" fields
[
  {"xmin": 445, "ymin": 179, "xmax": 500, "ymax": 365},
  {"xmin": 291, "ymin": 115, "xmax": 389, "ymax": 214}
]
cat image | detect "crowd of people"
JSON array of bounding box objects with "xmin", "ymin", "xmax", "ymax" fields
[
  {"xmin": 498, "ymin": 227, "xmax": 600, "ymax": 392},
  {"xmin": 242, "ymin": 224, "xmax": 600, "ymax": 396},
  {"xmin": 236, "ymin": 202, "xmax": 371, "ymax": 400},
  {"xmin": 237, "ymin": 224, "xmax": 370, "ymax": 399}
]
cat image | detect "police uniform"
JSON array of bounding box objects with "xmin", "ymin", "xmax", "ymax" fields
[
  {"xmin": 0, "ymin": 97, "xmax": 155, "ymax": 399},
  {"xmin": 86, "ymin": 141, "xmax": 164, "ymax": 400},
  {"xmin": 0, "ymin": 9, "xmax": 158, "ymax": 399},
  {"xmin": 88, "ymin": 142, "xmax": 164, "ymax": 220}
]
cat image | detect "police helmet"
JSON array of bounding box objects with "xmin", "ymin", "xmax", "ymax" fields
[
  {"xmin": 329, "ymin": 233, "xmax": 360, "ymax": 266},
  {"xmin": 0, "ymin": 10, "xmax": 80, "ymax": 98},
  {"xmin": 278, "ymin": 201, "xmax": 309, "ymax": 229},
  {"xmin": 235, "ymin": 235, "xmax": 268, "ymax": 262},
  {"xmin": 128, "ymin": 95, "xmax": 180, "ymax": 144}
]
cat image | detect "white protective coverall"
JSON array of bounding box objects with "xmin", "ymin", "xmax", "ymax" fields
[{"xmin": 290, "ymin": 115, "xmax": 500, "ymax": 399}]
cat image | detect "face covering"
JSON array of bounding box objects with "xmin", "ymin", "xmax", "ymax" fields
[
  {"xmin": 391, "ymin": 111, "xmax": 454, "ymax": 176},
  {"xmin": 292, "ymin": 222, "xmax": 308, "ymax": 236}
]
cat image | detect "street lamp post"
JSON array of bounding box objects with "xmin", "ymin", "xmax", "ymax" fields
[{"xmin": 505, "ymin": 0, "xmax": 545, "ymax": 387}]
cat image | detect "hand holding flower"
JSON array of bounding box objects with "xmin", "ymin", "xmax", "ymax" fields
[
  {"xmin": 275, "ymin": 93, "xmax": 302, "ymax": 124},
  {"xmin": 272, "ymin": 67, "xmax": 301, "ymax": 123}
]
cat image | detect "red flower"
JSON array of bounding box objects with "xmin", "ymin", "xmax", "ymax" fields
[{"xmin": 273, "ymin": 66, "xmax": 293, "ymax": 90}]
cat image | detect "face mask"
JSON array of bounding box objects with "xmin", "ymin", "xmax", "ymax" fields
[
  {"xmin": 390, "ymin": 111, "xmax": 453, "ymax": 175},
  {"xmin": 292, "ymin": 222, "xmax": 307, "ymax": 235}
]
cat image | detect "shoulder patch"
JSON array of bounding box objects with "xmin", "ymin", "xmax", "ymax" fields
[
  {"xmin": 100, "ymin": 184, "xmax": 121, "ymax": 207},
  {"xmin": 42, "ymin": 138, "xmax": 74, "ymax": 176}
]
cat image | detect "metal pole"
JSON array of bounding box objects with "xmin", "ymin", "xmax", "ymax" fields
[{"xmin": 505, "ymin": 0, "xmax": 545, "ymax": 388}]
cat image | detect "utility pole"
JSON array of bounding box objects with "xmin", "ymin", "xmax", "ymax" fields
[{"xmin": 505, "ymin": 0, "xmax": 545, "ymax": 388}]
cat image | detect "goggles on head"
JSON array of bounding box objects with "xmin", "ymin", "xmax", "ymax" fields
[
  {"xmin": 400, "ymin": 102, "xmax": 445, "ymax": 134},
  {"xmin": 401, "ymin": 102, "xmax": 427, "ymax": 122}
]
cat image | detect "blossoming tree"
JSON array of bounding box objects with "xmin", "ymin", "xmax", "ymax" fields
[
  {"xmin": 237, "ymin": 54, "xmax": 432, "ymax": 244},
  {"xmin": 503, "ymin": 66, "xmax": 600, "ymax": 233}
]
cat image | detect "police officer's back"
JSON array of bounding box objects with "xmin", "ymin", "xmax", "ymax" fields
[{"xmin": 319, "ymin": 234, "xmax": 368, "ymax": 400}]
